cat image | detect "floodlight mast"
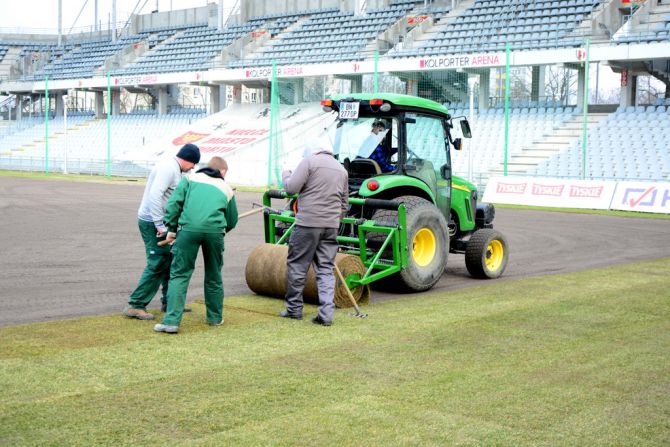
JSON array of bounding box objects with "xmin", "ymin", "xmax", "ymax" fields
[
  {"xmin": 112, "ymin": 0, "xmax": 117, "ymax": 43},
  {"xmin": 218, "ymin": 0, "xmax": 225, "ymax": 31},
  {"xmin": 58, "ymin": 0, "xmax": 63, "ymax": 46}
]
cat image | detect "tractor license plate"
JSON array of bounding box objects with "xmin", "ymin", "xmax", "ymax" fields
[{"xmin": 339, "ymin": 101, "xmax": 359, "ymax": 119}]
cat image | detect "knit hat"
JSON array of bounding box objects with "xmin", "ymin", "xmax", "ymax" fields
[{"xmin": 176, "ymin": 143, "xmax": 201, "ymax": 164}]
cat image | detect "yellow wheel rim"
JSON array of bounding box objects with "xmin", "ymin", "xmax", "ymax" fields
[
  {"xmin": 412, "ymin": 228, "xmax": 436, "ymax": 267},
  {"xmin": 485, "ymin": 239, "xmax": 504, "ymax": 272}
]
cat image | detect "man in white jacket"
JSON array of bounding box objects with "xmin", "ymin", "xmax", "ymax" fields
[{"xmin": 123, "ymin": 143, "xmax": 200, "ymax": 320}]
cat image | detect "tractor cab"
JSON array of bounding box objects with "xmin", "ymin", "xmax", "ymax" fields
[{"xmin": 321, "ymin": 93, "xmax": 471, "ymax": 222}]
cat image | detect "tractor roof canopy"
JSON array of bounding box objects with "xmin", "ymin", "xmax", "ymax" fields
[{"xmin": 329, "ymin": 93, "xmax": 451, "ymax": 118}]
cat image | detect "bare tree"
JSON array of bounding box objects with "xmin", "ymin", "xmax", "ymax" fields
[{"xmin": 544, "ymin": 66, "xmax": 577, "ymax": 106}]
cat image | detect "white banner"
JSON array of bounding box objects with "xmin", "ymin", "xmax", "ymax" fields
[
  {"xmin": 483, "ymin": 177, "xmax": 617, "ymax": 209},
  {"xmin": 611, "ymin": 181, "xmax": 670, "ymax": 214}
]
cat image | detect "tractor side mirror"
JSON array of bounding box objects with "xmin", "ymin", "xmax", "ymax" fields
[
  {"xmin": 453, "ymin": 138, "xmax": 463, "ymax": 151},
  {"xmin": 460, "ymin": 119, "xmax": 472, "ymax": 138}
]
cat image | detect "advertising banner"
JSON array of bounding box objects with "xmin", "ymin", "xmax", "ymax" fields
[
  {"xmin": 611, "ymin": 181, "xmax": 670, "ymax": 214},
  {"xmin": 483, "ymin": 177, "xmax": 617, "ymax": 209}
]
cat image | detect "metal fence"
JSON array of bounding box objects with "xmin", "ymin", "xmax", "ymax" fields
[{"xmin": 0, "ymin": 156, "xmax": 153, "ymax": 177}]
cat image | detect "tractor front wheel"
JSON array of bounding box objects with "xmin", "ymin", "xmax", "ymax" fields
[{"xmin": 465, "ymin": 229, "xmax": 509, "ymax": 279}]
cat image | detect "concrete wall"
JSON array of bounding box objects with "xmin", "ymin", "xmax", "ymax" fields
[
  {"xmin": 0, "ymin": 33, "xmax": 59, "ymax": 44},
  {"xmin": 133, "ymin": 5, "xmax": 212, "ymax": 33},
  {"xmin": 240, "ymin": 0, "xmax": 356, "ymax": 20}
]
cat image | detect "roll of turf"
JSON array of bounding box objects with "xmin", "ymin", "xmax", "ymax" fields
[{"xmin": 245, "ymin": 243, "xmax": 369, "ymax": 308}]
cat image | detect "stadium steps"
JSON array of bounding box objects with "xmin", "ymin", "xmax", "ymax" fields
[
  {"xmin": 646, "ymin": 60, "xmax": 670, "ymax": 85},
  {"xmin": 123, "ymin": 31, "xmax": 182, "ymax": 72},
  {"xmin": 243, "ymin": 17, "xmax": 309, "ymax": 64},
  {"xmin": 488, "ymin": 112, "xmax": 609, "ymax": 176},
  {"xmin": 633, "ymin": 2, "xmax": 670, "ymax": 32},
  {"xmin": 0, "ymin": 47, "xmax": 21, "ymax": 76},
  {"xmin": 386, "ymin": 0, "xmax": 474, "ymax": 55},
  {"xmin": 3, "ymin": 117, "xmax": 95, "ymax": 154},
  {"xmin": 613, "ymin": 1, "xmax": 670, "ymax": 42},
  {"xmin": 568, "ymin": 0, "xmax": 613, "ymax": 45}
]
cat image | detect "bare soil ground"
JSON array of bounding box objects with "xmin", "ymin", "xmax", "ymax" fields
[{"xmin": 1, "ymin": 176, "xmax": 669, "ymax": 327}]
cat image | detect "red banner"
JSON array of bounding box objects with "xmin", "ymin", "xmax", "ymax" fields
[{"xmin": 407, "ymin": 15, "xmax": 429, "ymax": 25}]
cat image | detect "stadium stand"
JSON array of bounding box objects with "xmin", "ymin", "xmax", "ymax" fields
[
  {"xmin": 450, "ymin": 106, "xmax": 579, "ymax": 180},
  {"xmin": 0, "ymin": 0, "xmax": 669, "ymax": 184},
  {"xmin": 0, "ymin": 112, "xmax": 204, "ymax": 160},
  {"xmin": 530, "ymin": 106, "xmax": 670, "ymax": 180},
  {"xmin": 390, "ymin": 0, "xmax": 607, "ymax": 57},
  {"xmin": 230, "ymin": 4, "xmax": 417, "ymax": 67},
  {"xmin": 115, "ymin": 22, "xmax": 259, "ymax": 75}
]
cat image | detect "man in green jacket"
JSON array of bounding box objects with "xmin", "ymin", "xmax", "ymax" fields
[{"xmin": 154, "ymin": 156, "xmax": 238, "ymax": 333}]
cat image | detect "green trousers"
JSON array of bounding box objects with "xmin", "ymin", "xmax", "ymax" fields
[
  {"xmin": 162, "ymin": 230, "xmax": 225, "ymax": 327},
  {"xmin": 128, "ymin": 219, "xmax": 171, "ymax": 309}
]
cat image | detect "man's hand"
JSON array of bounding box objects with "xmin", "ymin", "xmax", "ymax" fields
[{"xmin": 165, "ymin": 232, "xmax": 176, "ymax": 245}]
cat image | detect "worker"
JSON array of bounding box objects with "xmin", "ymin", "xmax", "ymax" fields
[
  {"xmin": 154, "ymin": 156, "xmax": 238, "ymax": 334},
  {"xmin": 123, "ymin": 143, "xmax": 200, "ymax": 321},
  {"xmin": 357, "ymin": 120, "xmax": 397, "ymax": 172},
  {"xmin": 280, "ymin": 137, "xmax": 349, "ymax": 326}
]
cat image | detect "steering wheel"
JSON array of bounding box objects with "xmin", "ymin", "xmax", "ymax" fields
[{"xmin": 406, "ymin": 147, "xmax": 421, "ymax": 160}]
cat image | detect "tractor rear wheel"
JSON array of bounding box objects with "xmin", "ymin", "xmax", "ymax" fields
[
  {"xmin": 372, "ymin": 196, "xmax": 449, "ymax": 292},
  {"xmin": 465, "ymin": 229, "xmax": 509, "ymax": 279}
]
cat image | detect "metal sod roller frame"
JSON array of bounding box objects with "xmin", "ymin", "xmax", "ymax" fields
[{"xmin": 245, "ymin": 191, "xmax": 408, "ymax": 310}]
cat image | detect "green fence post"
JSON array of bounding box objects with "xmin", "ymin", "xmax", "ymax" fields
[
  {"xmin": 504, "ymin": 43, "xmax": 510, "ymax": 177},
  {"xmin": 581, "ymin": 38, "xmax": 590, "ymax": 180},
  {"xmin": 107, "ymin": 71, "xmax": 111, "ymax": 177},
  {"xmin": 374, "ymin": 50, "xmax": 379, "ymax": 95},
  {"xmin": 268, "ymin": 60, "xmax": 279, "ymax": 187},
  {"xmin": 44, "ymin": 75, "xmax": 49, "ymax": 174}
]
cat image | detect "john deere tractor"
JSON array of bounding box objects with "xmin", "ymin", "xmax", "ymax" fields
[{"xmin": 246, "ymin": 93, "xmax": 508, "ymax": 301}]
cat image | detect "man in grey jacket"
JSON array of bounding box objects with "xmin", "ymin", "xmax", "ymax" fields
[
  {"xmin": 124, "ymin": 143, "xmax": 200, "ymax": 320},
  {"xmin": 280, "ymin": 137, "xmax": 349, "ymax": 326}
]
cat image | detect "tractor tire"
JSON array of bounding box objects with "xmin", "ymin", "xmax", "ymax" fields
[
  {"xmin": 372, "ymin": 196, "xmax": 449, "ymax": 292},
  {"xmin": 465, "ymin": 229, "xmax": 509, "ymax": 279}
]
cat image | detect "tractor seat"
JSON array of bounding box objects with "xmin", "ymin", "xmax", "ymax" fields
[{"xmin": 348, "ymin": 158, "xmax": 382, "ymax": 176}]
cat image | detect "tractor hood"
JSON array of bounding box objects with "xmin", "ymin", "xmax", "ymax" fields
[{"xmin": 452, "ymin": 175, "xmax": 478, "ymax": 195}]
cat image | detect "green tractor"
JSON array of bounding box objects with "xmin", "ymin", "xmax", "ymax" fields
[{"xmin": 254, "ymin": 93, "xmax": 508, "ymax": 297}]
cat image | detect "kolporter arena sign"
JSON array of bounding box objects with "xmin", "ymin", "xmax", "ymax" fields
[{"xmin": 419, "ymin": 53, "xmax": 502, "ymax": 69}]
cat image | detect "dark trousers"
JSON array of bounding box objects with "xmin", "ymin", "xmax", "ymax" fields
[
  {"xmin": 128, "ymin": 219, "xmax": 171, "ymax": 309},
  {"xmin": 285, "ymin": 225, "xmax": 338, "ymax": 322},
  {"xmin": 162, "ymin": 230, "xmax": 225, "ymax": 326}
]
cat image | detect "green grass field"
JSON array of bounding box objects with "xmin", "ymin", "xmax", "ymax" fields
[
  {"xmin": 0, "ymin": 169, "xmax": 668, "ymax": 443},
  {"xmin": 1, "ymin": 258, "xmax": 669, "ymax": 446}
]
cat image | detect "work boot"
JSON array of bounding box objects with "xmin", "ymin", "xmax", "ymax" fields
[
  {"xmin": 279, "ymin": 310, "xmax": 303, "ymax": 320},
  {"xmin": 311, "ymin": 316, "xmax": 332, "ymax": 327},
  {"xmin": 161, "ymin": 302, "xmax": 191, "ymax": 313},
  {"xmin": 153, "ymin": 323, "xmax": 179, "ymax": 334},
  {"xmin": 123, "ymin": 307, "xmax": 155, "ymax": 320}
]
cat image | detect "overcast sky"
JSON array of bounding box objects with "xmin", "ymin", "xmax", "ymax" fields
[{"xmin": 0, "ymin": 0, "xmax": 214, "ymax": 33}]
